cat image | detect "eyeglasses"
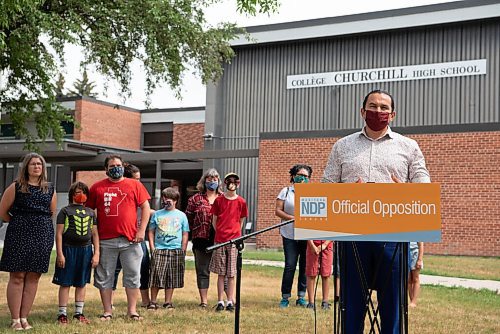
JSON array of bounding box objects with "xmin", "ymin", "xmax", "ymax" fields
[{"xmin": 29, "ymin": 162, "xmax": 43, "ymax": 166}]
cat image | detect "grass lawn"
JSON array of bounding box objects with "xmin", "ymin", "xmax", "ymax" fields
[
  {"xmin": 227, "ymin": 249, "xmax": 500, "ymax": 281},
  {"xmin": 422, "ymin": 255, "xmax": 500, "ymax": 280},
  {"xmin": 0, "ymin": 254, "xmax": 498, "ymax": 333}
]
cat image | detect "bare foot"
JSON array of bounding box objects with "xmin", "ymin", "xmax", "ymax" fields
[{"xmin": 409, "ymin": 303, "xmax": 417, "ymax": 308}]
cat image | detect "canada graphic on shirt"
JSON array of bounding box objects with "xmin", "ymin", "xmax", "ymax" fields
[
  {"xmin": 103, "ymin": 187, "xmax": 127, "ymax": 216},
  {"xmin": 156, "ymin": 216, "xmax": 181, "ymax": 243}
]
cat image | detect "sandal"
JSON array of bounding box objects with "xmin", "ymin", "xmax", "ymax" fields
[
  {"xmin": 128, "ymin": 314, "xmax": 143, "ymax": 321},
  {"xmin": 10, "ymin": 320, "xmax": 23, "ymax": 331},
  {"xmin": 20, "ymin": 318, "xmax": 33, "ymax": 330},
  {"xmin": 99, "ymin": 314, "xmax": 113, "ymax": 321},
  {"xmin": 199, "ymin": 303, "xmax": 208, "ymax": 308},
  {"xmin": 162, "ymin": 303, "xmax": 175, "ymax": 309},
  {"xmin": 147, "ymin": 302, "xmax": 159, "ymax": 310}
]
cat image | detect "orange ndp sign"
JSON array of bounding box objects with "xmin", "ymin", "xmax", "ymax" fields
[{"xmin": 294, "ymin": 183, "xmax": 441, "ymax": 242}]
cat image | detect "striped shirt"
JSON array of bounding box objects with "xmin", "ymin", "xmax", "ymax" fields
[{"xmin": 322, "ymin": 127, "xmax": 430, "ymax": 184}]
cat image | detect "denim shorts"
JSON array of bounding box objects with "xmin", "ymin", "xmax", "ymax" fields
[{"xmin": 409, "ymin": 245, "xmax": 423, "ymax": 270}]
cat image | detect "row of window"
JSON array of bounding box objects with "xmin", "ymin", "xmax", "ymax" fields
[
  {"xmin": 1, "ymin": 122, "xmax": 173, "ymax": 152},
  {"xmin": 0, "ymin": 122, "xmax": 75, "ymax": 139}
]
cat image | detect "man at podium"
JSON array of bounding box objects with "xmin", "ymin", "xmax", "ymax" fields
[{"xmin": 321, "ymin": 90, "xmax": 431, "ymax": 334}]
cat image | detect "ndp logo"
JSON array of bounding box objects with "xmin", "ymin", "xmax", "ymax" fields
[{"xmin": 300, "ymin": 197, "xmax": 327, "ymax": 217}]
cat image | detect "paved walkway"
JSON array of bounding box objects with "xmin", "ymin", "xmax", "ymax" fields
[{"xmin": 186, "ymin": 256, "xmax": 500, "ymax": 294}]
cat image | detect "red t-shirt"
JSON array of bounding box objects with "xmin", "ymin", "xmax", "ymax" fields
[
  {"xmin": 87, "ymin": 178, "xmax": 151, "ymax": 241},
  {"xmin": 210, "ymin": 195, "xmax": 248, "ymax": 243}
]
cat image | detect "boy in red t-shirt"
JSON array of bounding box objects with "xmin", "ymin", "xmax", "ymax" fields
[{"xmin": 209, "ymin": 173, "xmax": 248, "ymax": 312}]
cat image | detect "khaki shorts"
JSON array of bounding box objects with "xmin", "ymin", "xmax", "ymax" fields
[{"xmin": 94, "ymin": 237, "xmax": 143, "ymax": 289}]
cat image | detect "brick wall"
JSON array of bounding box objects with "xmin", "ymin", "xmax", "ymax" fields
[
  {"xmin": 257, "ymin": 131, "xmax": 500, "ymax": 257},
  {"xmin": 173, "ymin": 123, "xmax": 204, "ymax": 152},
  {"xmin": 74, "ymin": 99, "xmax": 141, "ymax": 150},
  {"xmin": 75, "ymin": 171, "xmax": 107, "ymax": 188},
  {"xmin": 73, "ymin": 98, "xmax": 141, "ymax": 184}
]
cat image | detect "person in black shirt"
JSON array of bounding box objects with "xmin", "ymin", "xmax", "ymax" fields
[{"xmin": 52, "ymin": 182, "xmax": 99, "ymax": 325}]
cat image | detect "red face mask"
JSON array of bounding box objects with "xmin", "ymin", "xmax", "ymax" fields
[
  {"xmin": 364, "ymin": 109, "xmax": 391, "ymax": 132},
  {"xmin": 74, "ymin": 193, "xmax": 87, "ymax": 204}
]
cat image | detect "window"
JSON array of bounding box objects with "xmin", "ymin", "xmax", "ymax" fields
[
  {"xmin": 0, "ymin": 124, "xmax": 16, "ymax": 138},
  {"xmin": 61, "ymin": 121, "xmax": 74, "ymax": 137},
  {"xmin": 143, "ymin": 131, "xmax": 173, "ymax": 151}
]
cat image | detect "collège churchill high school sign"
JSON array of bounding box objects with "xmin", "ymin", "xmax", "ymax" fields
[{"xmin": 287, "ymin": 59, "xmax": 487, "ymax": 89}]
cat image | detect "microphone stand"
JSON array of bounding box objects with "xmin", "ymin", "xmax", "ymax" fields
[{"xmin": 206, "ymin": 219, "xmax": 294, "ymax": 334}]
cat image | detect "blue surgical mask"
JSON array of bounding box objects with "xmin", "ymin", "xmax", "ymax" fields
[
  {"xmin": 164, "ymin": 200, "xmax": 174, "ymax": 210},
  {"xmin": 107, "ymin": 166, "xmax": 124, "ymax": 179},
  {"xmin": 205, "ymin": 181, "xmax": 218, "ymax": 191}
]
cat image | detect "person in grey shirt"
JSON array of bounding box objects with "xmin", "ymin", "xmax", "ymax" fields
[{"xmin": 322, "ymin": 89, "xmax": 430, "ymax": 334}]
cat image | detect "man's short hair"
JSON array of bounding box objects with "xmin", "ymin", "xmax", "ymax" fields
[
  {"xmin": 104, "ymin": 154, "xmax": 123, "ymax": 168},
  {"xmin": 161, "ymin": 187, "xmax": 180, "ymax": 201},
  {"xmin": 362, "ymin": 89, "xmax": 395, "ymax": 111}
]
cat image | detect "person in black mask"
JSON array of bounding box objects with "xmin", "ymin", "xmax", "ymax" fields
[
  {"xmin": 87, "ymin": 155, "xmax": 151, "ymax": 321},
  {"xmin": 322, "ymin": 90, "xmax": 430, "ymax": 334}
]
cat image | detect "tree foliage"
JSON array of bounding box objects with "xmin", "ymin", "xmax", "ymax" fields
[
  {"xmin": 55, "ymin": 73, "xmax": 65, "ymax": 97},
  {"xmin": 0, "ymin": 0, "xmax": 279, "ymax": 149},
  {"xmin": 69, "ymin": 69, "xmax": 97, "ymax": 97}
]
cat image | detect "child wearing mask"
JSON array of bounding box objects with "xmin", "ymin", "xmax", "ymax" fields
[
  {"xmin": 305, "ymin": 239, "xmax": 333, "ymax": 310},
  {"xmin": 53, "ymin": 182, "xmax": 99, "ymax": 325},
  {"xmin": 148, "ymin": 187, "xmax": 189, "ymax": 310},
  {"xmin": 209, "ymin": 173, "xmax": 248, "ymax": 312}
]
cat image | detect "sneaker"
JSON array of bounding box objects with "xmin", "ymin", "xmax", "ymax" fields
[
  {"xmin": 306, "ymin": 302, "xmax": 315, "ymax": 309},
  {"xmin": 279, "ymin": 298, "xmax": 289, "ymax": 308},
  {"xmin": 215, "ymin": 303, "xmax": 225, "ymax": 312},
  {"xmin": 57, "ymin": 314, "xmax": 68, "ymax": 325},
  {"xmin": 321, "ymin": 301, "xmax": 331, "ymax": 310},
  {"xmin": 226, "ymin": 303, "xmax": 235, "ymax": 312},
  {"xmin": 73, "ymin": 313, "xmax": 90, "ymax": 324},
  {"xmin": 296, "ymin": 297, "xmax": 308, "ymax": 307}
]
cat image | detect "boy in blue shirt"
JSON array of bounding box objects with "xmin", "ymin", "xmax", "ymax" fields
[
  {"xmin": 53, "ymin": 182, "xmax": 99, "ymax": 324},
  {"xmin": 147, "ymin": 187, "xmax": 189, "ymax": 309}
]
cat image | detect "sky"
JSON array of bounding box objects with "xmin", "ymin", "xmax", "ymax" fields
[{"xmin": 62, "ymin": 0, "xmax": 459, "ymax": 110}]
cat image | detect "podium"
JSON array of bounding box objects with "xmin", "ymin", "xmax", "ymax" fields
[{"xmin": 295, "ymin": 183, "xmax": 441, "ymax": 334}]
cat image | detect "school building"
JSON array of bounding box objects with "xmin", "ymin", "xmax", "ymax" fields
[
  {"xmin": 204, "ymin": 0, "xmax": 500, "ymax": 256},
  {"xmin": 1, "ymin": 0, "xmax": 499, "ymax": 256}
]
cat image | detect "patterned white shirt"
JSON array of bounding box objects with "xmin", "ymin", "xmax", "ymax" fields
[{"xmin": 322, "ymin": 127, "xmax": 430, "ymax": 184}]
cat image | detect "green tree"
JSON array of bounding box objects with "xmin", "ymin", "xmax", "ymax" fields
[
  {"xmin": 0, "ymin": 0, "xmax": 278, "ymax": 149},
  {"xmin": 55, "ymin": 73, "xmax": 65, "ymax": 97},
  {"xmin": 68, "ymin": 69, "xmax": 97, "ymax": 97}
]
